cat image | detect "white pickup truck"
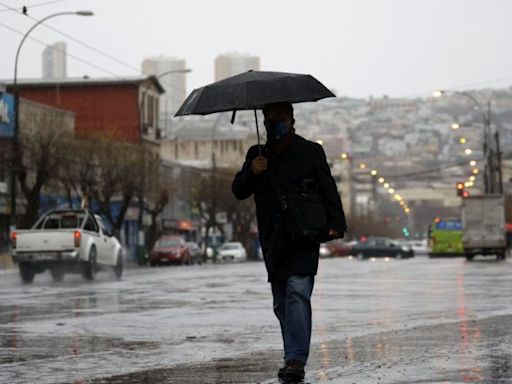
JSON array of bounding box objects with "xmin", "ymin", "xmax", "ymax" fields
[{"xmin": 11, "ymin": 209, "xmax": 123, "ymax": 283}]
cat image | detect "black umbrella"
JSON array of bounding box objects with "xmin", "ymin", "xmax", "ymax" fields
[{"xmin": 174, "ymin": 70, "xmax": 335, "ymax": 154}]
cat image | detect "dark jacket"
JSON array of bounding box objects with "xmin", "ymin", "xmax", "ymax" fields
[{"xmin": 232, "ymin": 134, "xmax": 347, "ymax": 282}]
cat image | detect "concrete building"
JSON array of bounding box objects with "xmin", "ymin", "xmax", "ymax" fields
[
  {"xmin": 160, "ymin": 119, "xmax": 256, "ymax": 169},
  {"xmin": 42, "ymin": 42, "xmax": 66, "ymax": 79},
  {"xmin": 214, "ymin": 53, "xmax": 260, "ymax": 81},
  {"xmin": 141, "ymin": 56, "xmax": 187, "ymax": 124}
]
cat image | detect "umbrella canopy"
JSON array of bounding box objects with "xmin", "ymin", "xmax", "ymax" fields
[{"xmin": 175, "ymin": 70, "xmax": 335, "ymax": 117}]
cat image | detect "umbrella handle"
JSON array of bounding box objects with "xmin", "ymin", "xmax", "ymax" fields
[{"xmin": 254, "ymin": 108, "xmax": 262, "ymax": 156}]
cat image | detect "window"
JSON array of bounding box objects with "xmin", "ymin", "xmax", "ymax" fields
[
  {"xmin": 43, "ymin": 218, "xmax": 60, "ymax": 229},
  {"xmin": 83, "ymin": 215, "xmax": 99, "ymax": 232},
  {"xmin": 147, "ymin": 96, "xmax": 154, "ymax": 127},
  {"xmin": 61, "ymin": 215, "xmax": 79, "ymax": 229}
]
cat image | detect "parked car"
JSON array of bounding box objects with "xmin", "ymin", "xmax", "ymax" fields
[
  {"xmin": 186, "ymin": 242, "xmax": 202, "ymax": 264},
  {"xmin": 216, "ymin": 242, "xmax": 247, "ymax": 263},
  {"xmin": 149, "ymin": 236, "xmax": 191, "ymax": 266},
  {"xmin": 324, "ymin": 239, "xmax": 352, "ymax": 257},
  {"xmin": 319, "ymin": 243, "xmax": 332, "ymax": 258},
  {"xmin": 257, "ymin": 246, "xmax": 264, "ymax": 261},
  {"xmin": 11, "ymin": 209, "xmax": 123, "ymax": 283},
  {"xmin": 408, "ymin": 239, "xmax": 429, "ymax": 256},
  {"xmin": 352, "ymin": 237, "xmax": 414, "ymax": 259}
]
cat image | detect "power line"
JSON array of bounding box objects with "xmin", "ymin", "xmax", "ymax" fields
[
  {"xmin": 0, "ymin": 2, "xmax": 142, "ymax": 74},
  {"xmin": 0, "ymin": 21, "xmax": 129, "ymax": 79},
  {"xmin": 0, "ymin": 6, "xmax": 189, "ymax": 95},
  {"xmin": 0, "ymin": 0, "xmax": 68, "ymax": 13}
]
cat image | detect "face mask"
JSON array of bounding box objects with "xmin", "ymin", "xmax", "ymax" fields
[{"xmin": 266, "ymin": 120, "xmax": 289, "ymax": 142}]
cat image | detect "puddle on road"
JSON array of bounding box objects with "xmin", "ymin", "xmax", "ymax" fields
[
  {"xmin": 0, "ymin": 333, "xmax": 159, "ymax": 364},
  {"xmin": 0, "ymin": 293, "xmax": 190, "ymax": 325},
  {"xmin": 83, "ymin": 351, "xmax": 285, "ymax": 384},
  {"xmin": 79, "ymin": 314, "xmax": 512, "ymax": 384}
]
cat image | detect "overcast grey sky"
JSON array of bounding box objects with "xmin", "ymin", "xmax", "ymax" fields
[{"xmin": 1, "ymin": 0, "xmax": 512, "ymax": 98}]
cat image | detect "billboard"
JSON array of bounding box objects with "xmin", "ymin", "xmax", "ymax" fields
[{"xmin": 0, "ymin": 92, "xmax": 15, "ymax": 138}]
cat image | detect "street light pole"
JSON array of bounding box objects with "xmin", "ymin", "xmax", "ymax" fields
[
  {"xmin": 9, "ymin": 10, "xmax": 93, "ymax": 230},
  {"xmin": 433, "ymin": 89, "xmax": 498, "ymax": 195}
]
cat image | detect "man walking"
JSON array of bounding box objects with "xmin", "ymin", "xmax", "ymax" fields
[{"xmin": 232, "ymin": 102, "xmax": 347, "ymax": 381}]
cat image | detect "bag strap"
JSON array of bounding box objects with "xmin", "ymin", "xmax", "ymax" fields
[{"xmin": 265, "ymin": 172, "xmax": 289, "ymax": 210}]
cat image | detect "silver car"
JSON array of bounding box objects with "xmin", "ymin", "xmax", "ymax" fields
[{"xmin": 216, "ymin": 242, "xmax": 247, "ymax": 263}]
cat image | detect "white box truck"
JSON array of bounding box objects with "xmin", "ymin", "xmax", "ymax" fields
[{"xmin": 461, "ymin": 194, "xmax": 506, "ymax": 261}]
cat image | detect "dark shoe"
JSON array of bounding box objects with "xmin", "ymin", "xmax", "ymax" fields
[
  {"xmin": 277, "ymin": 362, "xmax": 288, "ymax": 379},
  {"xmin": 284, "ymin": 359, "xmax": 305, "ymax": 381}
]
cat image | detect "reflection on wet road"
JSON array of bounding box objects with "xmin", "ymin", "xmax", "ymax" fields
[{"xmin": 1, "ymin": 257, "xmax": 512, "ymax": 383}]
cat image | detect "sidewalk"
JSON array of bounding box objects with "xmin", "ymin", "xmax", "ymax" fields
[{"xmin": 0, "ymin": 252, "xmax": 15, "ymax": 273}]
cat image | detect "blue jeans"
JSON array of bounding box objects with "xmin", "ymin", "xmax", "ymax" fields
[{"xmin": 271, "ymin": 274, "xmax": 315, "ymax": 364}]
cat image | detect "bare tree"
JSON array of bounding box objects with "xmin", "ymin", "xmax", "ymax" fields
[
  {"xmin": 190, "ymin": 168, "xmax": 223, "ymax": 257},
  {"xmin": 223, "ymin": 179, "xmax": 257, "ymax": 258},
  {"xmin": 60, "ymin": 135, "xmax": 159, "ymax": 234},
  {"xmin": 60, "ymin": 137, "xmax": 97, "ymax": 208},
  {"xmin": 139, "ymin": 159, "xmax": 180, "ymax": 251},
  {"xmin": 15, "ymin": 104, "xmax": 73, "ymax": 228},
  {"xmin": 189, "ymin": 166, "xmax": 258, "ymax": 259}
]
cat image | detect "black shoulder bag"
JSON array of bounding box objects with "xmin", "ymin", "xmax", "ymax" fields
[{"xmin": 270, "ymin": 176, "xmax": 329, "ymax": 243}]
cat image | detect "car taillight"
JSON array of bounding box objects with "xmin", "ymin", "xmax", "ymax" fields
[
  {"xmin": 11, "ymin": 231, "xmax": 17, "ymax": 249},
  {"xmin": 74, "ymin": 230, "xmax": 81, "ymax": 247}
]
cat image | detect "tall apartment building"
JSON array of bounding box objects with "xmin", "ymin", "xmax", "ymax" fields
[
  {"xmin": 42, "ymin": 41, "xmax": 66, "ymax": 79},
  {"xmin": 141, "ymin": 56, "xmax": 187, "ymax": 122},
  {"xmin": 214, "ymin": 52, "xmax": 260, "ymax": 81}
]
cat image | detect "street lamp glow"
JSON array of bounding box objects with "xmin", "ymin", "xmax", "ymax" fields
[
  {"xmin": 469, "ymin": 176, "xmax": 476, "ymax": 181},
  {"xmin": 383, "ymin": 183, "xmax": 390, "ymax": 188},
  {"xmin": 469, "ymin": 160, "xmax": 476, "ymax": 167},
  {"xmin": 399, "ymin": 201, "xmax": 405, "ymax": 206},
  {"xmin": 341, "ymin": 153, "xmax": 348, "ymax": 160},
  {"xmin": 451, "ymin": 123, "xmax": 460, "ymax": 130},
  {"xmin": 473, "ymin": 168, "xmax": 479, "ymax": 174},
  {"xmin": 464, "ymin": 148, "xmax": 472, "ymax": 155},
  {"xmin": 405, "ymin": 208, "xmax": 411, "ymax": 214},
  {"xmin": 432, "ymin": 90, "xmax": 444, "ymax": 98},
  {"xmin": 459, "ymin": 137, "xmax": 467, "ymax": 144},
  {"xmin": 388, "ymin": 188, "xmax": 395, "ymax": 194},
  {"xmin": 394, "ymin": 194, "xmax": 402, "ymax": 201},
  {"xmin": 370, "ymin": 169, "xmax": 378, "ymax": 176},
  {"xmin": 359, "ymin": 163, "xmax": 367, "ymax": 169},
  {"xmin": 378, "ymin": 177, "xmax": 385, "ymax": 183},
  {"xmin": 316, "ymin": 140, "xmax": 323, "ymax": 145}
]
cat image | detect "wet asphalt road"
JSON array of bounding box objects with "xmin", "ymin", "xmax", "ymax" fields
[{"xmin": 1, "ymin": 255, "xmax": 512, "ymax": 384}]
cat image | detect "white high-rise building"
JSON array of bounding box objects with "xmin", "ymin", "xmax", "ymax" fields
[
  {"xmin": 214, "ymin": 52, "xmax": 260, "ymax": 81},
  {"xmin": 141, "ymin": 56, "xmax": 187, "ymax": 121},
  {"xmin": 42, "ymin": 42, "xmax": 66, "ymax": 79}
]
